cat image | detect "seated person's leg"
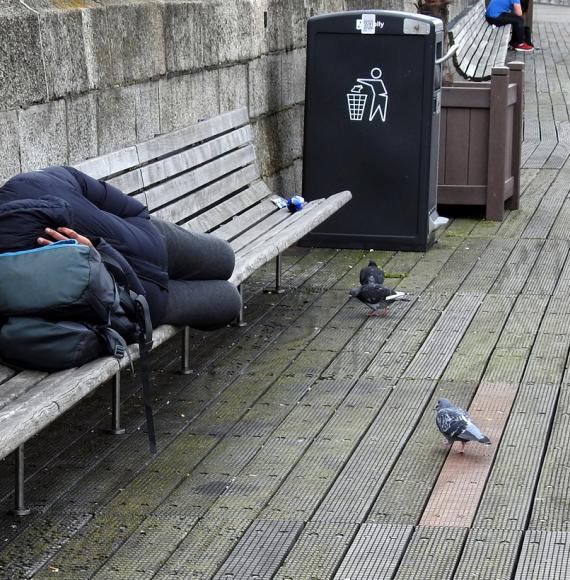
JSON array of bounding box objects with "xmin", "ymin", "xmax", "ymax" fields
[
  {"xmin": 161, "ymin": 279, "xmax": 242, "ymax": 330},
  {"xmin": 490, "ymin": 13, "xmax": 525, "ymax": 45},
  {"xmin": 152, "ymin": 218, "xmax": 235, "ymax": 280}
]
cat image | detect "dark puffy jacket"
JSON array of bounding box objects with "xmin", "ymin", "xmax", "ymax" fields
[{"xmin": 0, "ymin": 166, "xmax": 169, "ymax": 327}]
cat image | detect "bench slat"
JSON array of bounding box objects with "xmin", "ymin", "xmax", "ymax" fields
[
  {"xmin": 0, "ymin": 365, "xmax": 17, "ymax": 386},
  {"xmin": 152, "ymin": 164, "xmax": 261, "ymax": 226},
  {"xmin": 0, "ymin": 371, "xmax": 48, "ymax": 410},
  {"xmin": 107, "ymin": 167, "xmax": 145, "ymax": 195},
  {"xmin": 227, "ymin": 205, "xmax": 297, "ymax": 253},
  {"xmin": 215, "ymin": 198, "xmax": 280, "ymax": 241},
  {"xmin": 186, "ymin": 179, "xmax": 272, "ymax": 234},
  {"xmin": 74, "ymin": 147, "xmax": 140, "ymax": 181},
  {"xmin": 140, "ymin": 125, "xmax": 253, "ymax": 190},
  {"xmin": 133, "ymin": 145, "xmax": 257, "ymax": 211},
  {"xmin": 136, "ymin": 108, "xmax": 249, "ymax": 164},
  {"xmin": 232, "ymin": 200, "xmax": 327, "ymax": 259}
]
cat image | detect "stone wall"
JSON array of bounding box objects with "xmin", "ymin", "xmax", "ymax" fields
[{"xmin": 0, "ymin": 0, "xmax": 470, "ymax": 194}]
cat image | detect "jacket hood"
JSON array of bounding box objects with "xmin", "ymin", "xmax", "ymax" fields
[{"xmin": 0, "ymin": 196, "xmax": 73, "ymax": 253}]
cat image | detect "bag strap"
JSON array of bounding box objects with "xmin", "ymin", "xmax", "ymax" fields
[
  {"xmin": 102, "ymin": 253, "xmax": 157, "ymax": 454},
  {"xmin": 134, "ymin": 294, "xmax": 156, "ymax": 455}
]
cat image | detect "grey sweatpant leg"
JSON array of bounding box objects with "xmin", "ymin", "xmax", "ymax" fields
[{"xmin": 151, "ymin": 219, "xmax": 242, "ymax": 330}]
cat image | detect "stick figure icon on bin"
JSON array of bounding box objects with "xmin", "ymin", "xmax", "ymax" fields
[{"xmin": 347, "ymin": 67, "xmax": 388, "ymax": 123}]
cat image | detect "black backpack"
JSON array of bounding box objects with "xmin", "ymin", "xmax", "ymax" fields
[{"xmin": 0, "ymin": 239, "xmax": 157, "ymax": 453}]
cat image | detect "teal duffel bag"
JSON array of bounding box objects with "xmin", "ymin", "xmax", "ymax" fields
[
  {"xmin": 0, "ymin": 317, "xmax": 125, "ymax": 372},
  {"xmin": 0, "ymin": 239, "xmax": 117, "ymax": 323}
]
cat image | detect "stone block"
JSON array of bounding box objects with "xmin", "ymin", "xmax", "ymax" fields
[
  {"xmin": 22, "ymin": 1, "xmax": 99, "ymax": 10},
  {"xmin": 82, "ymin": 3, "xmax": 165, "ymax": 89},
  {"xmin": 96, "ymin": 86, "xmax": 137, "ymax": 155},
  {"xmin": 19, "ymin": 101, "xmax": 68, "ymax": 171},
  {"xmin": 0, "ymin": 111, "xmax": 21, "ymax": 184},
  {"xmin": 219, "ymin": 0, "xmax": 258, "ymax": 62},
  {"xmin": 135, "ymin": 81, "xmax": 161, "ymax": 143},
  {"xmin": 308, "ymin": 0, "xmax": 347, "ymax": 18},
  {"xmin": 294, "ymin": 158, "xmax": 303, "ymax": 193},
  {"xmin": 81, "ymin": 6, "xmax": 115, "ymax": 88},
  {"xmin": 275, "ymin": 106, "xmax": 303, "ymax": 168},
  {"xmin": 163, "ymin": 0, "xmax": 206, "ymax": 73},
  {"xmin": 251, "ymin": 115, "xmax": 279, "ymax": 177},
  {"xmin": 0, "ymin": 11, "xmax": 47, "ymax": 110},
  {"xmin": 39, "ymin": 9, "xmax": 91, "ymax": 99},
  {"xmin": 249, "ymin": 0, "xmax": 269, "ymax": 58},
  {"xmin": 281, "ymin": 49, "xmax": 306, "ymax": 108},
  {"xmin": 248, "ymin": 54, "xmax": 282, "ymax": 119},
  {"xmin": 105, "ymin": 3, "xmax": 166, "ymax": 84},
  {"xmin": 265, "ymin": 0, "xmax": 305, "ymax": 52},
  {"xmin": 159, "ymin": 70, "xmax": 220, "ymax": 134},
  {"xmin": 269, "ymin": 163, "xmax": 300, "ymax": 197},
  {"xmin": 218, "ymin": 65, "xmax": 248, "ymax": 114},
  {"xmin": 253, "ymin": 107, "xmax": 302, "ymax": 177},
  {"xmin": 66, "ymin": 93, "xmax": 98, "ymax": 163}
]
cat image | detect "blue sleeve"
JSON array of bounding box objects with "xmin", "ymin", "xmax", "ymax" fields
[{"xmin": 64, "ymin": 166, "xmax": 149, "ymax": 219}]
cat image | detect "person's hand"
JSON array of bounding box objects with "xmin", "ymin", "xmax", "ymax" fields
[{"xmin": 38, "ymin": 227, "xmax": 94, "ymax": 248}]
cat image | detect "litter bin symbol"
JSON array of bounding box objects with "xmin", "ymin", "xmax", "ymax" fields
[
  {"xmin": 347, "ymin": 67, "xmax": 388, "ymax": 123},
  {"xmin": 347, "ymin": 86, "xmax": 368, "ymax": 120}
]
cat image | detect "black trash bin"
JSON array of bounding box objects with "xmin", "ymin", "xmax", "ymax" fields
[{"xmin": 301, "ymin": 10, "xmax": 449, "ymax": 251}]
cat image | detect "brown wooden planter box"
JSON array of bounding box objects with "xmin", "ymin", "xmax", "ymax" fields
[{"xmin": 437, "ymin": 62, "xmax": 524, "ymax": 221}]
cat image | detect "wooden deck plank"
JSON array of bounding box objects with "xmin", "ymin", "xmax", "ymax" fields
[
  {"xmin": 454, "ymin": 528, "xmax": 524, "ymax": 579},
  {"xmin": 515, "ymin": 531, "xmax": 570, "ymax": 579},
  {"xmin": 419, "ymin": 380, "xmax": 518, "ymax": 527},
  {"xmin": 332, "ymin": 524, "xmax": 413, "ymax": 579},
  {"xmin": 393, "ymin": 526, "xmax": 468, "ymax": 580}
]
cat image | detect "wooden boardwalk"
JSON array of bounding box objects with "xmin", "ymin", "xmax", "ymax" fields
[{"xmin": 2, "ymin": 3, "xmax": 570, "ymax": 578}]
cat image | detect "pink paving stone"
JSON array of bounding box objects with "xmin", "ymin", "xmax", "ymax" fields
[{"xmin": 420, "ymin": 381, "xmax": 518, "ymax": 527}]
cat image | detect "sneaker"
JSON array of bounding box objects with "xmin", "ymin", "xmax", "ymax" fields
[{"xmin": 514, "ymin": 42, "xmax": 534, "ymax": 53}]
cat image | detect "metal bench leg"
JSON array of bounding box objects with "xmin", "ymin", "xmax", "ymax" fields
[
  {"xmin": 233, "ymin": 284, "xmax": 247, "ymax": 327},
  {"xmin": 263, "ymin": 253, "xmax": 285, "ymax": 294},
  {"xmin": 179, "ymin": 326, "xmax": 193, "ymax": 375},
  {"xmin": 109, "ymin": 374, "xmax": 126, "ymax": 435},
  {"xmin": 13, "ymin": 445, "xmax": 30, "ymax": 516}
]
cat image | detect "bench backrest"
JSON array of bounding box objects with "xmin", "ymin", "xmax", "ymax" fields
[{"xmin": 74, "ymin": 107, "xmax": 274, "ymax": 243}]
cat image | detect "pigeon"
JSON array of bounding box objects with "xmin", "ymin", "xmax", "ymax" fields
[
  {"xmin": 435, "ymin": 398, "xmax": 491, "ymax": 453},
  {"xmin": 349, "ymin": 283, "xmax": 409, "ymax": 316},
  {"xmin": 359, "ymin": 260, "xmax": 385, "ymax": 285}
]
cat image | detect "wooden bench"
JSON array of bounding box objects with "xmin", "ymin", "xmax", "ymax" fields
[
  {"xmin": 448, "ymin": 0, "xmax": 512, "ymax": 81},
  {"xmin": 0, "ymin": 107, "xmax": 352, "ymax": 515}
]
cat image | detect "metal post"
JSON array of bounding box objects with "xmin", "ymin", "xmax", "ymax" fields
[
  {"xmin": 13, "ymin": 446, "xmax": 30, "ymax": 516},
  {"xmin": 109, "ymin": 374, "xmax": 126, "ymax": 435},
  {"xmin": 263, "ymin": 254, "xmax": 285, "ymax": 294},
  {"xmin": 234, "ymin": 284, "xmax": 247, "ymax": 327},
  {"xmin": 178, "ymin": 326, "xmax": 193, "ymax": 375}
]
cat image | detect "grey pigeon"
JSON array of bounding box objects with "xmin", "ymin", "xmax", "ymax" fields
[
  {"xmin": 359, "ymin": 260, "xmax": 385, "ymax": 285},
  {"xmin": 349, "ymin": 283, "xmax": 409, "ymax": 316},
  {"xmin": 436, "ymin": 398, "xmax": 491, "ymax": 453}
]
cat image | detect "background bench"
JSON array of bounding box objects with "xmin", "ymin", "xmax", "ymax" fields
[
  {"xmin": 0, "ymin": 107, "xmax": 351, "ymax": 515},
  {"xmin": 449, "ymin": 0, "xmax": 512, "ymax": 81}
]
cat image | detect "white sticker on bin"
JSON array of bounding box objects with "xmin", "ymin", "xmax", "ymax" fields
[{"xmin": 356, "ymin": 13, "xmax": 376, "ymax": 34}]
